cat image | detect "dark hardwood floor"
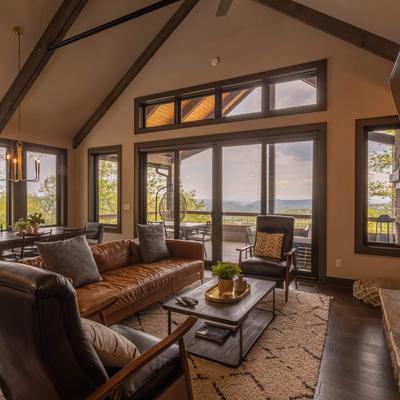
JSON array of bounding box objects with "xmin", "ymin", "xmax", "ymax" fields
[{"xmin": 299, "ymin": 282, "xmax": 400, "ymax": 400}]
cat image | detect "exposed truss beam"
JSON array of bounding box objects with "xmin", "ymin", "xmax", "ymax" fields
[
  {"xmin": 0, "ymin": 0, "xmax": 88, "ymax": 133},
  {"xmin": 255, "ymin": 0, "xmax": 400, "ymax": 62},
  {"xmin": 49, "ymin": 0, "xmax": 179, "ymax": 50},
  {"xmin": 73, "ymin": 0, "xmax": 199, "ymax": 148}
]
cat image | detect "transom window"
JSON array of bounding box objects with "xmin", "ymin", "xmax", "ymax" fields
[{"xmin": 135, "ymin": 59, "xmax": 327, "ymax": 133}]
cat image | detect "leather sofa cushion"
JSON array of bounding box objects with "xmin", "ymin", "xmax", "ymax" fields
[
  {"xmin": 240, "ymin": 256, "xmax": 287, "ymax": 278},
  {"xmin": 92, "ymin": 240, "xmax": 140, "ymax": 273},
  {"xmin": 110, "ymin": 325, "xmax": 181, "ymax": 400},
  {"xmin": 77, "ymin": 259, "xmax": 203, "ymax": 317}
]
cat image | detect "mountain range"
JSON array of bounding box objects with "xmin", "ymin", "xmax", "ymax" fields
[{"xmin": 199, "ymin": 199, "xmax": 312, "ymax": 212}]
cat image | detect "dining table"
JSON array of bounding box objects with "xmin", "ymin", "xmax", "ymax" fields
[{"xmin": 0, "ymin": 226, "xmax": 66, "ymax": 258}]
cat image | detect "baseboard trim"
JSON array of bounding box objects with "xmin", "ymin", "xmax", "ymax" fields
[{"xmin": 320, "ymin": 276, "xmax": 355, "ymax": 288}]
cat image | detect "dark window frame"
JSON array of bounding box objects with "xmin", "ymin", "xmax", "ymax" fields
[
  {"xmin": 134, "ymin": 59, "xmax": 327, "ymax": 134},
  {"xmin": 0, "ymin": 139, "xmax": 67, "ymax": 228},
  {"xmin": 88, "ymin": 145, "xmax": 122, "ymax": 233},
  {"xmin": 134, "ymin": 122, "xmax": 327, "ymax": 280},
  {"xmin": 355, "ymin": 116, "xmax": 400, "ymax": 256}
]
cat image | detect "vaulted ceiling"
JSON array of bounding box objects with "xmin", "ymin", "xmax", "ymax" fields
[{"xmin": 0, "ymin": 0, "xmax": 399, "ymax": 147}]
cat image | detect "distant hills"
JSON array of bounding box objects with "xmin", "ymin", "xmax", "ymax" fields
[{"xmin": 199, "ymin": 199, "xmax": 312, "ymax": 212}]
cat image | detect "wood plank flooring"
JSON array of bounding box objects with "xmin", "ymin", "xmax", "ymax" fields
[{"xmin": 301, "ymin": 282, "xmax": 400, "ymax": 400}]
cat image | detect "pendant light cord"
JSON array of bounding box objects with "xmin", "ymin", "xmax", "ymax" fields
[{"xmin": 17, "ymin": 30, "xmax": 21, "ymax": 132}]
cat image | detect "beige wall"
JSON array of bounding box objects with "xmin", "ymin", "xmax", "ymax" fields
[{"xmin": 72, "ymin": 1, "xmax": 399, "ymax": 281}]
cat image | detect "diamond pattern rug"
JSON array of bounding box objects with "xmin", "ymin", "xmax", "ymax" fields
[{"xmin": 122, "ymin": 288, "xmax": 331, "ymax": 400}]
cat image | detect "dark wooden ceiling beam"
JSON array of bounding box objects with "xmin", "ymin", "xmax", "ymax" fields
[
  {"xmin": 390, "ymin": 53, "xmax": 400, "ymax": 117},
  {"xmin": 73, "ymin": 0, "xmax": 199, "ymax": 148},
  {"xmin": 254, "ymin": 0, "xmax": 400, "ymax": 62},
  {"xmin": 0, "ymin": 0, "xmax": 88, "ymax": 133}
]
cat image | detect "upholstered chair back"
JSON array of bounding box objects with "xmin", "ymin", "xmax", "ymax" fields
[
  {"xmin": 0, "ymin": 261, "xmax": 108, "ymax": 400},
  {"xmin": 256, "ymin": 215, "xmax": 295, "ymax": 257}
]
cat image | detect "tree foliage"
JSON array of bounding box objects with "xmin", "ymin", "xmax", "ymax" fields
[{"xmin": 368, "ymin": 149, "xmax": 394, "ymax": 200}]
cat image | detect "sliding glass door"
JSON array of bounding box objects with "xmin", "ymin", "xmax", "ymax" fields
[
  {"xmin": 222, "ymin": 144, "xmax": 261, "ymax": 262},
  {"xmin": 137, "ymin": 127, "xmax": 325, "ymax": 278}
]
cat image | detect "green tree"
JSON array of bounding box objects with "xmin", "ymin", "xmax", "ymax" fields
[
  {"xmin": 146, "ymin": 167, "xmax": 207, "ymax": 222},
  {"xmin": 98, "ymin": 159, "xmax": 118, "ymax": 225},
  {"xmin": 28, "ymin": 175, "xmax": 57, "ymax": 225},
  {"xmin": 368, "ymin": 149, "xmax": 394, "ymax": 201}
]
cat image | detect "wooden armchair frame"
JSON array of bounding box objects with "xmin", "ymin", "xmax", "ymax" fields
[
  {"xmin": 236, "ymin": 245, "xmax": 298, "ymax": 302},
  {"xmin": 86, "ymin": 316, "xmax": 196, "ymax": 400}
]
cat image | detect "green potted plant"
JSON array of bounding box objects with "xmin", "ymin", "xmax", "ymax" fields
[
  {"xmin": 28, "ymin": 213, "xmax": 45, "ymax": 233},
  {"xmin": 14, "ymin": 218, "xmax": 28, "ymax": 235},
  {"xmin": 211, "ymin": 261, "xmax": 242, "ymax": 294}
]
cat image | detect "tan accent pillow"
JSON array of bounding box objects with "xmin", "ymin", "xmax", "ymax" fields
[
  {"xmin": 254, "ymin": 232, "xmax": 284, "ymax": 259},
  {"xmin": 81, "ymin": 318, "xmax": 140, "ymax": 368}
]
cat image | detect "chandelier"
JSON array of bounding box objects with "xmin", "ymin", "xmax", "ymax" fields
[
  {"xmin": 7, "ymin": 142, "xmax": 40, "ymax": 183},
  {"xmin": 8, "ymin": 26, "xmax": 40, "ymax": 183}
]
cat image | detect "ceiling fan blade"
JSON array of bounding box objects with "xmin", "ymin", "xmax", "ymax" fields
[{"xmin": 216, "ymin": 0, "xmax": 233, "ymax": 17}]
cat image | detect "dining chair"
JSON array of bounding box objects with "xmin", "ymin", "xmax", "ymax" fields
[
  {"xmin": 62, "ymin": 226, "xmax": 87, "ymax": 241},
  {"xmin": 85, "ymin": 222, "xmax": 104, "ymax": 245},
  {"xmin": 4, "ymin": 230, "xmax": 53, "ymax": 261},
  {"xmin": 188, "ymin": 221, "xmax": 212, "ymax": 258},
  {"xmin": 148, "ymin": 220, "xmax": 175, "ymax": 238}
]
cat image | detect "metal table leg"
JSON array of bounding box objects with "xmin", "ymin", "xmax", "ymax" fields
[
  {"xmin": 239, "ymin": 324, "xmax": 243, "ymax": 364},
  {"xmin": 273, "ymin": 287, "xmax": 276, "ymax": 318},
  {"xmin": 167, "ymin": 310, "xmax": 172, "ymax": 335}
]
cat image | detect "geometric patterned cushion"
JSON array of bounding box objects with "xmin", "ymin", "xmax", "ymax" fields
[{"xmin": 254, "ymin": 232, "xmax": 284, "ymax": 259}]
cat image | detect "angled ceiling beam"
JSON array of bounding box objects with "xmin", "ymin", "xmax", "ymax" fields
[
  {"xmin": 390, "ymin": 53, "xmax": 400, "ymax": 117},
  {"xmin": 254, "ymin": 0, "xmax": 400, "ymax": 62},
  {"xmin": 0, "ymin": 0, "xmax": 88, "ymax": 133},
  {"xmin": 73, "ymin": 0, "xmax": 199, "ymax": 148}
]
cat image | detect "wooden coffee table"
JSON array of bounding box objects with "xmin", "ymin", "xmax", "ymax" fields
[{"xmin": 162, "ymin": 277, "xmax": 276, "ymax": 367}]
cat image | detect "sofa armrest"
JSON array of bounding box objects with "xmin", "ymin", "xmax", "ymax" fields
[{"xmin": 166, "ymin": 239, "xmax": 204, "ymax": 261}]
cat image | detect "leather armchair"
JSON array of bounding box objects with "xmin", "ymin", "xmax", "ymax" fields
[
  {"xmin": 237, "ymin": 215, "xmax": 298, "ymax": 302},
  {"xmin": 0, "ymin": 261, "xmax": 195, "ymax": 400}
]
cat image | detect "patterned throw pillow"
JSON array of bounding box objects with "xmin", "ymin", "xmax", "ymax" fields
[{"xmin": 254, "ymin": 232, "xmax": 284, "ymax": 259}]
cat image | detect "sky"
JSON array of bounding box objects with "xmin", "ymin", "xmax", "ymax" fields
[
  {"xmin": 180, "ymin": 141, "xmax": 313, "ymax": 204},
  {"xmin": 179, "ymin": 79, "xmax": 316, "ymax": 204}
]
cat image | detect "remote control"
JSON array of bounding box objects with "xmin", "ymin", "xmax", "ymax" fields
[
  {"xmin": 182, "ymin": 296, "xmax": 198, "ymax": 305},
  {"xmin": 181, "ymin": 297, "xmax": 196, "ymax": 306},
  {"xmin": 176, "ymin": 297, "xmax": 188, "ymax": 307}
]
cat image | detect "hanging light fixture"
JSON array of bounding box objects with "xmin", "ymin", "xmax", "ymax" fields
[{"xmin": 7, "ymin": 26, "xmax": 40, "ymax": 183}]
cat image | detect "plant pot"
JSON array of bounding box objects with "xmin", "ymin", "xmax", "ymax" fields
[
  {"xmin": 218, "ymin": 278, "xmax": 234, "ymax": 295},
  {"xmin": 26, "ymin": 225, "xmax": 33, "ymax": 234},
  {"xmin": 32, "ymin": 223, "xmax": 39, "ymax": 233}
]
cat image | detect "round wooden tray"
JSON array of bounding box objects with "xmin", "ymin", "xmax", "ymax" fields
[{"xmin": 205, "ymin": 283, "xmax": 251, "ymax": 303}]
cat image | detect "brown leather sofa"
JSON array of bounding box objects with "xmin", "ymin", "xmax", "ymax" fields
[{"xmin": 21, "ymin": 238, "xmax": 204, "ymax": 326}]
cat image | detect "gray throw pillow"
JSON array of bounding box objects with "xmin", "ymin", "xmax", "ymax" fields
[
  {"xmin": 137, "ymin": 224, "xmax": 170, "ymax": 263},
  {"xmin": 36, "ymin": 236, "xmax": 102, "ymax": 288}
]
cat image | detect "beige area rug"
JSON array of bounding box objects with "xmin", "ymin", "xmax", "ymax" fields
[
  {"xmin": 0, "ymin": 289, "xmax": 329, "ymax": 400},
  {"xmin": 122, "ymin": 288, "xmax": 331, "ymax": 400}
]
